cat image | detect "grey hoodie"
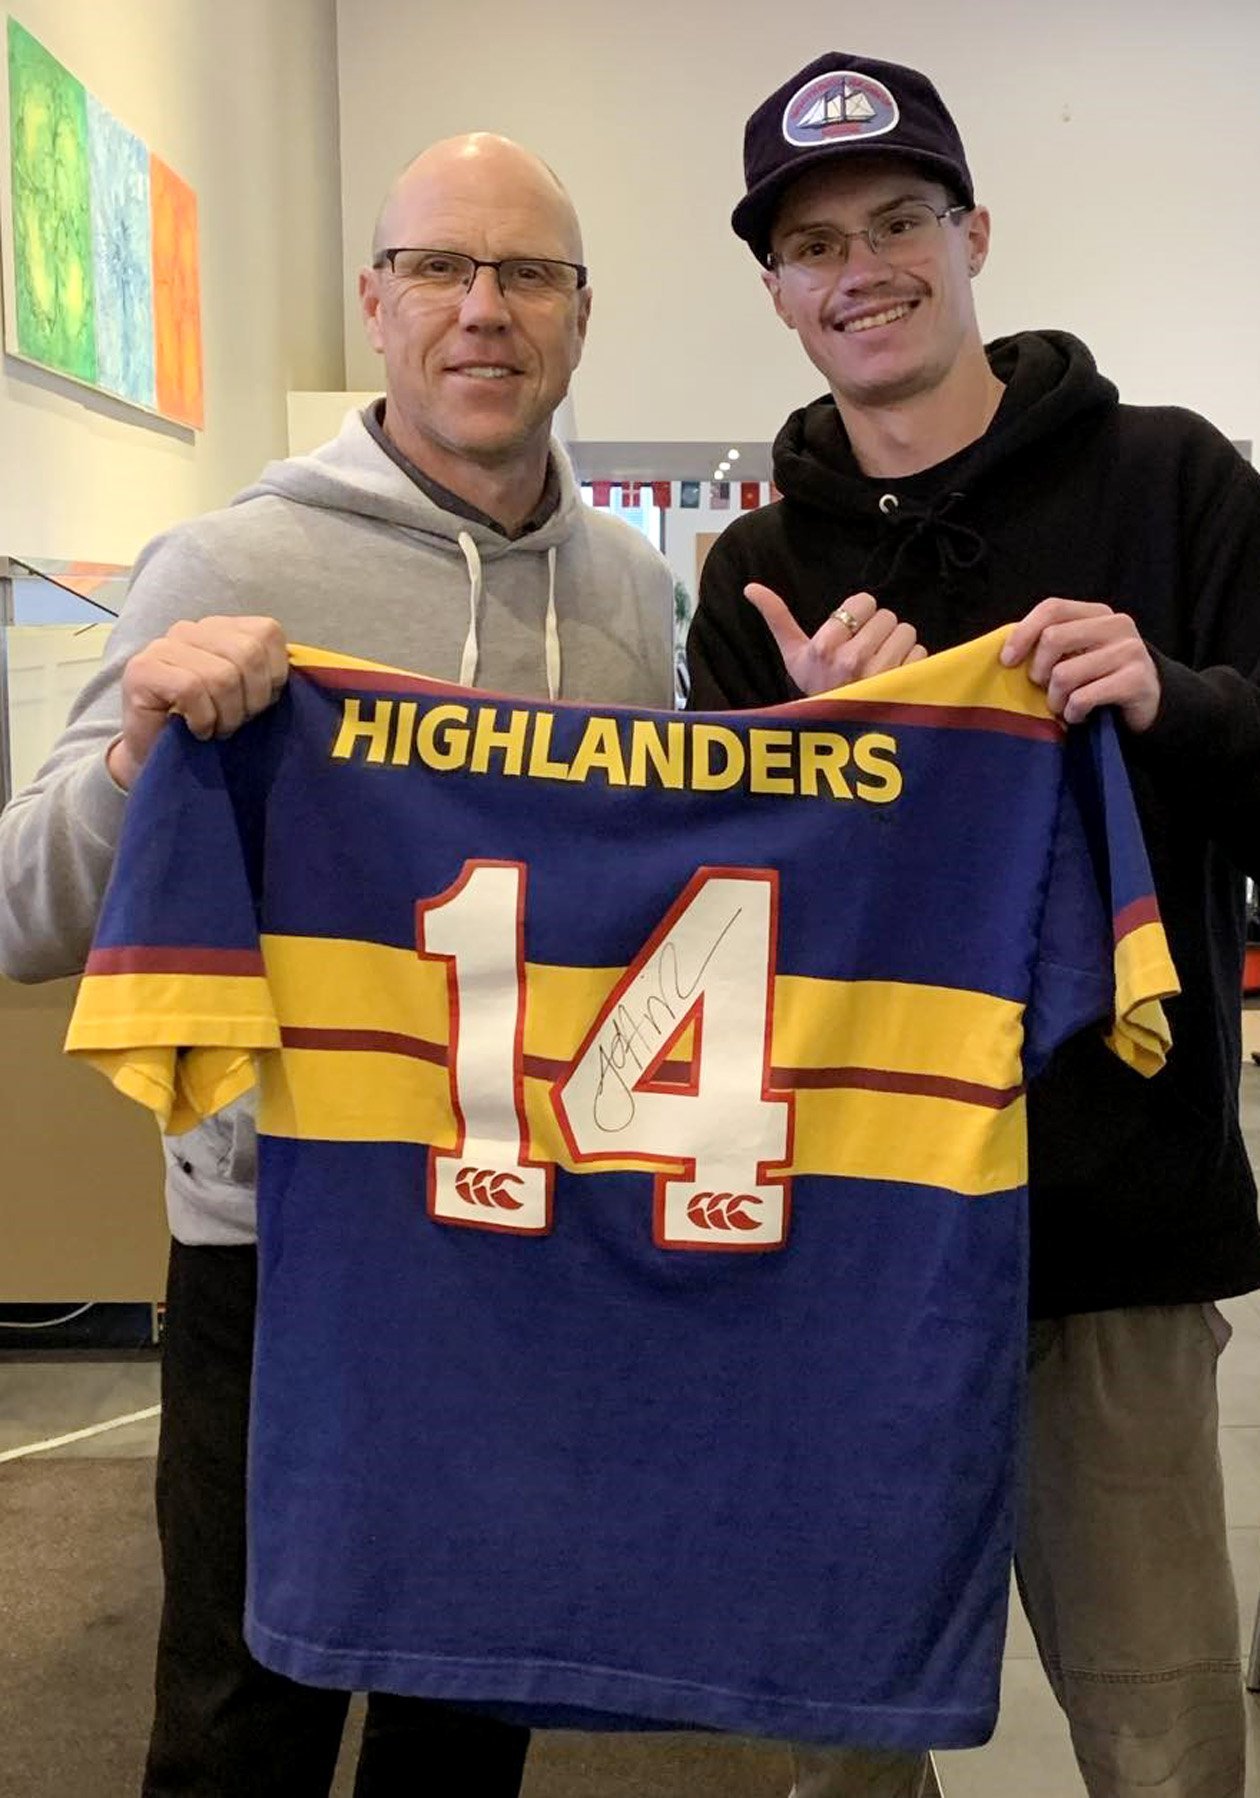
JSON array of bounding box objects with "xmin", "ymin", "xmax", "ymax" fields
[{"xmin": 0, "ymin": 407, "xmax": 675, "ymax": 1243}]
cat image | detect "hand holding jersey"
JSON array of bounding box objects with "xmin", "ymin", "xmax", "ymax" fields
[
  {"xmin": 1000, "ymin": 596, "xmax": 1162, "ymax": 731},
  {"xmin": 742, "ymin": 581, "xmax": 928, "ymax": 694},
  {"xmin": 107, "ymin": 614, "xmax": 290, "ymax": 790},
  {"xmin": 747, "ymin": 577, "xmax": 1161, "ymax": 732}
]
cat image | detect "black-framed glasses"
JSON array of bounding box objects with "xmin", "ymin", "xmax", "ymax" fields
[
  {"xmin": 372, "ymin": 247, "xmax": 588, "ymax": 300},
  {"xmin": 769, "ymin": 201, "xmax": 969, "ymax": 278}
]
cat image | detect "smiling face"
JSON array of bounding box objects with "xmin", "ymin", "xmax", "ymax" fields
[
  {"xmin": 359, "ymin": 135, "xmax": 591, "ymax": 493},
  {"xmin": 764, "ymin": 155, "xmax": 990, "ymax": 414}
]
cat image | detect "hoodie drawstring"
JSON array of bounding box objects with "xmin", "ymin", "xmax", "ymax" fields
[
  {"xmin": 456, "ymin": 531, "xmax": 482, "ymax": 689},
  {"xmin": 456, "ymin": 531, "xmax": 561, "ymax": 703},
  {"xmin": 857, "ymin": 490, "xmax": 987, "ymax": 597},
  {"xmin": 543, "ymin": 547, "xmax": 560, "ymax": 702}
]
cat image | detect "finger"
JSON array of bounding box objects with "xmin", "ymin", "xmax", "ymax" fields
[
  {"xmin": 819, "ymin": 591, "xmax": 879, "ymax": 643},
  {"xmin": 167, "ymin": 616, "xmax": 289, "ymax": 699},
  {"xmin": 158, "ymin": 619, "xmax": 290, "ymax": 729},
  {"xmin": 907, "ymin": 644, "xmax": 930, "ymax": 663},
  {"xmin": 222, "ymin": 623, "xmax": 287, "ymax": 720},
  {"xmin": 862, "ymin": 620, "xmax": 921, "ymax": 677},
  {"xmin": 239, "ymin": 617, "xmax": 290, "ymax": 693},
  {"xmin": 1047, "ymin": 647, "xmax": 1156, "ymax": 722},
  {"xmin": 744, "ymin": 584, "xmax": 811, "ymax": 662},
  {"xmin": 1058, "ymin": 670, "xmax": 1146, "ymax": 726},
  {"xmin": 847, "ymin": 608, "xmax": 900, "ymax": 663},
  {"xmin": 136, "ymin": 644, "xmax": 249, "ymax": 739},
  {"xmin": 1028, "ymin": 616, "xmax": 1136, "ymax": 691},
  {"xmin": 1000, "ymin": 599, "xmax": 1113, "ymax": 667}
]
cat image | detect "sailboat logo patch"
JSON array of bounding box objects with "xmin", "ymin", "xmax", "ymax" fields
[{"xmin": 782, "ymin": 71, "xmax": 899, "ymax": 146}]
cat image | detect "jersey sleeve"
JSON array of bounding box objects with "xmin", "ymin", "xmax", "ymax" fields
[
  {"xmin": 64, "ymin": 716, "xmax": 280, "ymax": 1132},
  {"xmin": 1023, "ymin": 711, "xmax": 1179, "ymax": 1081}
]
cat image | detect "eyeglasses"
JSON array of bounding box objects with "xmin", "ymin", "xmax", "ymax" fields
[
  {"xmin": 372, "ymin": 247, "xmax": 588, "ymax": 301},
  {"xmin": 770, "ymin": 200, "xmax": 969, "ymax": 279}
]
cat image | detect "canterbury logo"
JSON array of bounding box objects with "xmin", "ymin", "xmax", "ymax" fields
[
  {"xmin": 685, "ymin": 1191, "xmax": 761, "ymax": 1231},
  {"xmin": 455, "ymin": 1167, "xmax": 525, "ymax": 1210}
]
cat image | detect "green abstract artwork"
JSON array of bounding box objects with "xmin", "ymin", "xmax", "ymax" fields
[{"xmin": 7, "ymin": 17, "xmax": 95, "ymax": 382}]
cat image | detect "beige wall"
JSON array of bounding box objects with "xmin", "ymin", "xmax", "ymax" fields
[
  {"xmin": 0, "ymin": 0, "xmax": 346, "ymax": 567},
  {"xmin": 335, "ymin": 0, "xmax": 1260, "ymax": 447}
]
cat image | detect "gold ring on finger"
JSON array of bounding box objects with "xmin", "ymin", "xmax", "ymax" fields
[{"xmin": 830, "ymin": 606, "xmax": 861, "ymax": 636}]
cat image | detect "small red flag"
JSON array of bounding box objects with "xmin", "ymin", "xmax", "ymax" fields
[
  {"xmin": 740, "ymin": 481, "xmax": 761, "ymax": 510},
  {"xmin": 621, "ymin": 481, "xmax": 642, "ymax": 507},
  {"xmin": 591, "ymin": 481, "xmax": 612, "ymax": 507},
  {"xmin": 651, "ymin": 481, "xmax": 672, "ymax": 509}
]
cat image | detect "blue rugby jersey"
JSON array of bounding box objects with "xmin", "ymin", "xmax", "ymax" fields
[{"xmin": 68, "ymin": 629, "xmax": 1176, "ymax": 1749}]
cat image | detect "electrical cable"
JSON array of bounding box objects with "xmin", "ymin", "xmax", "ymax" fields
[{"xmin": 0, "ymin": 1302, "xmax": 95, "ymax": 1329}]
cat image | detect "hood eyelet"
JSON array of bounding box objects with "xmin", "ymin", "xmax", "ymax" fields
[{"xmin": 878, "ymin": 493, "xmax": 899, "ymax": 515}]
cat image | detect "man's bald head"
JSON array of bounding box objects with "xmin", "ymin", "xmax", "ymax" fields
[{"xmin": 371, "ymin": 134, "xmax": 583, "ymax": 265}]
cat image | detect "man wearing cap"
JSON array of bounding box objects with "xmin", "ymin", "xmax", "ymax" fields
[{"xmin": 688, "ymin": 51, "xmax": 1260, "ymax": 1798}]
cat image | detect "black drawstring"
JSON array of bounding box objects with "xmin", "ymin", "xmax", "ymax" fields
[{"xmin": 857, "ymin": 490, "xmax": 987, "ymax": 596}]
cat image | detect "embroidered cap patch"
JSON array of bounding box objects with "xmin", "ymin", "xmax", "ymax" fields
[{"xmin": 782, "ymin": 70, "xmax": 899, "ymax": 147}]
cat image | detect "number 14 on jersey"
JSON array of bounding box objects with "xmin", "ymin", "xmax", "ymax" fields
[{"xmin": 416, "ymin": 863, "xmax": 794, "ymax": 1251}]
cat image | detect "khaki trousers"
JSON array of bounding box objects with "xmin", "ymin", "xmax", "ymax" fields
[{"xmin": 790, "ymin": 1305, "xmax": 1245, "ymax": 1798}]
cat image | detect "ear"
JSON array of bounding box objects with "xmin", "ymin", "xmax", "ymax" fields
[
  {"xmin": 359, "ymin": 266, "xmax": 386, "ymax": 352},
  {"xmin": 761, "ymin": 265, "xmax": 798, "ymax": 333},
  {"xmin": 964, "ymin": 206, "xmax": 992, "ymax": 278}
]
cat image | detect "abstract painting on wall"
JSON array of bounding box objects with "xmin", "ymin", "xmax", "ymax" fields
[{"xmin": 1, "ymin": 17, "xmax": 203, "ymax": 428}]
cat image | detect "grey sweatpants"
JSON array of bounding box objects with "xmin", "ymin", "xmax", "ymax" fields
[{"xmin": 790, "ymin": 1305, "xmax": 1245, "ymax": 1798}]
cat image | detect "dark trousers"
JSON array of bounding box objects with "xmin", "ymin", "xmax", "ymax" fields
[{"xmin": 143, "ymin": 1239, "xmax": 531, "ymax": 1797}]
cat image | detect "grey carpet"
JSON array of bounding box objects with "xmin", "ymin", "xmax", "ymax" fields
[{"xmin": 0, "ymin": 1458, "xmax": 788, "ymax": 1796}]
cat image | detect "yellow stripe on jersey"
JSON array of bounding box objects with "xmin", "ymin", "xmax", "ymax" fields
[
  {"xmin": 64, "ymin": 971, "xmax": 279, "ymax": 1045},
  {"xmin": 79, "ymin": 1044, "xmax": 259, "ymax": 1133},
  {"xmin": 1107, "ymin": 920, "xmax": 1178, "ymax": 1075},
  {"xmin": 787, "ymin": 1086, "xmax": 1028, "ymax": 1196},
  {"xmin": 66, "ymin": 971, "xmax": 280, "ymax": 1129},
  {"xmin": 250, "ymin": 933, "xmax": 1031, "ymax": 1192},
  {"xmin": 807, "ymin": 626, "xmax": 1055, "ymax": 724},
  {"xmin": 288, "ymin": 629, "xmax": 1051, "ymax": 729}
]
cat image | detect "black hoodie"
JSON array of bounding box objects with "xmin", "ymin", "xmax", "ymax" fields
[{"xmin": 688, "ymin": 330, "xmax": 1260, "ymax": 1318}]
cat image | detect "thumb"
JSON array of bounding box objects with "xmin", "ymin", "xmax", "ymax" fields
[{"xmin": 744, "ymin": 583, "xmax": 809, "ymax": 666}]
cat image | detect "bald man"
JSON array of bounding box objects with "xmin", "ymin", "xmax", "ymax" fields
[{"xmin": 0, "ymin": 134, "xmax": 674, "ymax": 1797}]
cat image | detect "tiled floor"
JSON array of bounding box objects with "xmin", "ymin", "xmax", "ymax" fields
[{"xmin": 6, "ymin": 1066, "xmax": 1260, "ymax": 1794}]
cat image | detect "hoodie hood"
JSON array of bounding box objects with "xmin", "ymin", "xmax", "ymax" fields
[
  {"xmin": 236, "ymin": 405, "xmax": 585, "ymax": 559},
  {"xmin": 772, "ymin": 330, "xmax": 1119, "ymax": 516},
  {"xmin": 235, "ymin": 407, "xmax": 587, "ymax": 699},
  {"xmin": 769, "ymin": 330, "xmax": 1119, "ymax": 612}
]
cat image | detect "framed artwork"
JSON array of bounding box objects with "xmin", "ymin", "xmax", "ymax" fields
[{"xmin": 0, "ymin": 16, "xmax": 203, "ymax": 428}]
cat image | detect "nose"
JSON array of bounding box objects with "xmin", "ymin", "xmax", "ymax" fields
[
  {"xmin": 458, "ymin": 264, "xmax": 512, "ymax": 327},
  {"xmin": 840, "ymin": 230, "xmax": 894, "ymax": 279}
]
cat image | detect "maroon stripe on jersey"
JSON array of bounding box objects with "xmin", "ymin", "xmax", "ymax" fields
[
  {"xmin": 765, "ymin": 697, "xmax": 1063, "ymax": 742},
  {"xmin": 281, "ymin": 1026, "xmax": 446, "ymax": 1065},
  {"xmin": 296, "ymin": 666, "xmax": 461, "ymax": 699},
  {"xmin": 1113, "ymin": 895, "xmax": 1160, "ymax": 940},
  {"xmin": 281, "ymin": 1030, "xmax": 1019, "ymax": 1111},
  {"xmin": 298, "ymin": 664, "xmax": 1060, "ymax": 741},
  {"xmin": 772, "ymin": 1065, "xmax": 1025, "ymax": 1110},
  {"xmin": 86, "ymin": 946, "xmax": 265, "ymax": 976}
]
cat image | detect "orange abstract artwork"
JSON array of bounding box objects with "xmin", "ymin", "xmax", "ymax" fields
[{"xmin": 151, "ymin": 154, "xmax": 203, "ymax": 428}]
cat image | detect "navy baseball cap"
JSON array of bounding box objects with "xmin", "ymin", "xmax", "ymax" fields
[{"xmin": 732, "ymin": 53, "xmax": 975, "ymax": 264}]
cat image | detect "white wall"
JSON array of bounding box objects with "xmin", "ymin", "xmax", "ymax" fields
[
  {"xmin": 0, "ymin": 0, "xmax": 345, "ymax": 566},
  {"xmin": 335, "ymin": 0, "xmax": 1260, "ymax": 447}
]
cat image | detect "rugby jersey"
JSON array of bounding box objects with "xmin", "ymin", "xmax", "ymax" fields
[{"xmin": 67, "ymin": 629, "xmax": 1176, "ymax": 1749}]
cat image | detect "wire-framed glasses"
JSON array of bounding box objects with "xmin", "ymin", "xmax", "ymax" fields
[{"xmin": 372, "ymin": 247, "xmax": 588, "ymax": 301}]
